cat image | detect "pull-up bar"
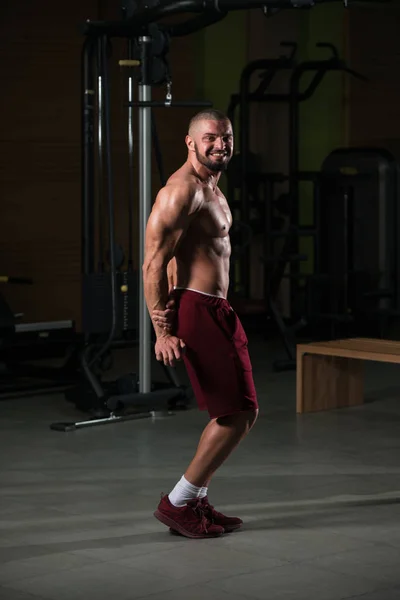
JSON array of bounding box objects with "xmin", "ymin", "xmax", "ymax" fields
[{"xmin": 82, "ymin": 0, "xmax": 355, "ymax": 38}]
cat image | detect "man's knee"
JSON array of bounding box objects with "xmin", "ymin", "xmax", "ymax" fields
[{"xmin": 216, "ymin": 408, "xmax": 258, "ymax": 432}]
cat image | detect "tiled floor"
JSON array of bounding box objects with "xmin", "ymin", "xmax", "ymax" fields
[{"xmin": 1, "ymin": 336, "xmax": 400, "ymax": 600}]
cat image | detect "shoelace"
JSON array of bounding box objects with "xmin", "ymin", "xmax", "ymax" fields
[
  {"xmin": 189, "ymin": 500, "xmax": 210, "ymax": 533},
  {"xmin": 203, "ymin": 502, "xmax": 220, "ymax": 523}
]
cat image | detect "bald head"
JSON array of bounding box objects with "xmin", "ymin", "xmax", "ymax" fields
[
  {"xmin": 186, "ymin": 109, "xmax": 234, "ymax": 174},
  {"xmin": 188, "ymin": 109, "xmax": 231, "ymax": 137}
]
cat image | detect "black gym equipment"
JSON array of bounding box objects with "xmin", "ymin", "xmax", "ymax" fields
[
  {"xmin": 311, "ymin": 147, "xmax": 400, "ymax": 338},
  {"xmin": 227, "ymin": 41, "xmax": 366, "ymax": 370},
  {"xmin": 0, "ymin": 277, "xmax": 79, "ymax": 398}
]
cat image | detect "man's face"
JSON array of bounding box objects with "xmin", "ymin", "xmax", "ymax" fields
[{"xmin": 190, "ymin": 119, "xmax": 234, "ymax": 173}]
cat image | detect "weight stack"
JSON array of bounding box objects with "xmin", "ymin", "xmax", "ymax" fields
[{"xmin": 82, "ymin": 271, "xmax": 139, "ymax": 335}]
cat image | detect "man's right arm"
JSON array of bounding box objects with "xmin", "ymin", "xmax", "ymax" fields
[{"xmin": 142, "ymin": 182, "xmax": 198, "ymax": 341}]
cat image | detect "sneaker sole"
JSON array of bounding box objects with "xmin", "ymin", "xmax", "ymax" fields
[
  {"xmin": 154, "ymin": 510, "xmax": 224, "ymax": 539},
  {"xmin": 224, "ymin": 524, "xmax": 242, "ymax": 532},
  {"xmin": 169, "ymin": 524, "xmax": 241, "ymax": 535}
]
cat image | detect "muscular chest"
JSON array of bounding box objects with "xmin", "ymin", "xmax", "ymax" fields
[{"xmin": 197, "ymin": 190, "xmax": 232, "ymax": 238}]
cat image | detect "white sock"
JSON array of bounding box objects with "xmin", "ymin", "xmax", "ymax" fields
[
  {"xmin": 168, "ymin": 475, "xmax": 202, "ymax": 507},
  {"xmin": 199, "ymin": 486, "xmax": 208, "ymax": 499}
]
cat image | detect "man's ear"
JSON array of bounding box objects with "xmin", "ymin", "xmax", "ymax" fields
[{"xmin": 185, "ymin": 134, "xmax": 195, "ymax": 152}]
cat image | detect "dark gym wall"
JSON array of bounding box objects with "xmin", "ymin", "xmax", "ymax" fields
[
  {"xmin": 348, "ymin": 3, "xmax": 400, "ymax": 156},
  {"xmin": 0, "ymin": 0, "xmax": 92, "ymax": 328},
  {"xmin": 0, "ymin": 1, "xmax": 196, "ymax": 330}
]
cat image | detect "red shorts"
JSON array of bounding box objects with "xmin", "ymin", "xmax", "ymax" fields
[{"xmin": 173, "ymin": 288, "xmax": 258, "ymax": 419}]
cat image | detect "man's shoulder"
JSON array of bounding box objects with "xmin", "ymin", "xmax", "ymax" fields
[
  {"xmin": 167, "ymin": 167, "xmax": 199, "ymax": 191},
  {"xmin": 158, "ymin": 172, "xmax": 202, "ymax": 209}
]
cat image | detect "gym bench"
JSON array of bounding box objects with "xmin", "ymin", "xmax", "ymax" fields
[{"xmin": 296, "ymin": 338, "xmax": 400, "ymax": 413}]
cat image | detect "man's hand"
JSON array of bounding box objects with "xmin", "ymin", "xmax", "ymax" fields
[
  {"xmin": 152, "ymin": 298, "xmax": 176, "ymax": 333},
  {"xmin": 155, "ymin": 334, "xmax": 185, "ymax": 367}
]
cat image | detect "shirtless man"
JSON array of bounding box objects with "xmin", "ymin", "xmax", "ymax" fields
[{"xmin": 142, "ymin": 109, "xmax": 259, "ymax": 539}]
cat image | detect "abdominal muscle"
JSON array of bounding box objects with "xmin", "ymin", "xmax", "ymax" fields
[{"xmin": 167, "ymin": 253, "xmax": 230, "ymax": 299}]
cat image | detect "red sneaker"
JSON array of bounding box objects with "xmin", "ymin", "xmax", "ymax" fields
[
  {"xmin": 154, "ymin": 494, "xmax": 225, "ymax": 539},
  {"xmin": 200, "ymin": 496, "xmax": 243, "ymax": 532}
]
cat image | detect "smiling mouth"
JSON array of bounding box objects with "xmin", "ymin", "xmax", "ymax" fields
[{"xmin": 210, "ymin": 152, "xmax": 227, "ymax": 158}]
